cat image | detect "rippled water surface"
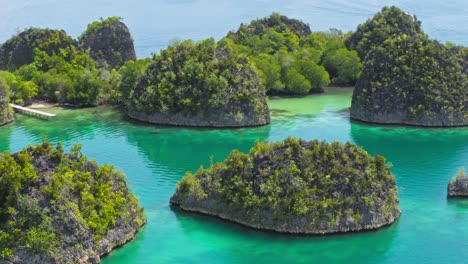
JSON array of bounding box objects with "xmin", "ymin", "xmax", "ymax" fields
[
  {"xmin": 1, "ymin": 0, "xmax": 467, "ymax": 57},
  {"xmin": 0, "ymin": 87, "xmax": 468, "ymax": 263}
]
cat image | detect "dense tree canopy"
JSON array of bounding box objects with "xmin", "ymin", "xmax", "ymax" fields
[
  {"xmin": 225, "ymin": 13, "xmax": 362, "ymax": 93},
  {"xmin": 116, "ymin": 58, "xmax": 152, "ymax": 106},
  {"xmin": 10, "ymin": 46, "xmax": 105, "ymax": 106}
]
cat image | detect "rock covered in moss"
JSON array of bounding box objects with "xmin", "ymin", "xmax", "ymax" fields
[
  {"xmin": 128, "ymin": 39, "xmax": 270, "ymax": 128},
  {"xmin": 0, "ymin": 140, "xmax": 146, "ymax": 263},
  {"xmin": 448, "ymin": 168, "xmax": 468, "ymax": 198},
  {"xmin": 0, "ymin": 81, "xmax": 14, "ymax": 126},
  {"xmin": 79, "ymin": 17, "xmax": 136, "ymax": 68},
  {"xmin": 171, "ymin": 137, "xmax": 400, "ymax": 234},
  {"xmin": 227, "ymin": 12, "xmax": 312, "ymax": 42},
  {"xmin": 345, "ymin": 6, "xmax": 422, "ymax": 60},
  {"xmin": 350, "ymin": 34, "xmax": 468, "ymax": 127},
  {"xmin": 0, "ymin": 28, "xmax": 76, "ymax": 71}
]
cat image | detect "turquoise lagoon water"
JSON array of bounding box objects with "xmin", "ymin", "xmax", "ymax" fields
[{"xmin": 0, "ymin": 88, "xmax": 467, "ymax": 263}]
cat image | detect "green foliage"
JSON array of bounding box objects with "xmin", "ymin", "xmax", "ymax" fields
[
  {"xmin": 0, "ymin": 28, "xmax": 76, "ymax": 71},
  {"xmin": 346, "ymin": 6, "xmax": 423, "ymax": 60},
  {"xmin": 129, "ymin": 38, "xmax": 268, "ymax": 123},
  {"xmin": 81, "ymin": 17, "xmax": 123, "ymax": 36},
  {"xmin": 175, "ymin": 137, "xmax": 399, "ymax": 224},
  {"xmin": 322, "ymin": 48, "xmax": 362, "ymax": 85},
  {"xmin": 0, "ymin": 140, "xmax": 145, "ymax": 262},
  {"xmin": 452, "ymin": 167, "xmax": 466, "ymax": 182},
  {"xmin": 10, "ymin": 45, "xmax": 107, "ymax": 106},
  {"xmin": 0, "ymin": 19, "xmax": 137, "ymax": 107},
  {"xmin": 117, "ymin": 59, "xmax": 151, "ymax": 106},
  {"xmin": 225, "ymin": 14, "xmax": 360, "ymax": 94},
  {"xmin": 353, "ymin": 33, "xmax": 468, "ymax": 123},
  {"xmin": 0, "ymin": 71, "xmax": 38, "ymax": 105},
  {"xmin": 0, "ymin": 77, "xmax": 14, "ymax": 125}
]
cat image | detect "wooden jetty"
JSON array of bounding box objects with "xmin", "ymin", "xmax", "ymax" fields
[{"xmin": 10, "ymin": 104, "xmax": 56, "ymax": 120}]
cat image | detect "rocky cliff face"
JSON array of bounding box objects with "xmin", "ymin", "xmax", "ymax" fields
[
  {"xmin": 79, "ymin": 17, "xmax": 136, "ymax": 69},
  {"xmin": 350, "ymin": 35, "xmax": 468, "ymax": 127},
  {"xmin": 0, "ymin": 28, "xmax": 76, "ymax": 71},
  {"xmin": 0, "ymin": 82, "xmax": 14, "ymax": 126},
  {"xmin": 171, "ymin": 138, "xmax": 400, "ymax": 234},
  {"xmin": 0, "ymin": 141, "xmax": 145, "ymax": 264}
]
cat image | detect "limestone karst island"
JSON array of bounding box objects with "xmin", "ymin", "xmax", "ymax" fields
[{"xmin": 0, "ymin": 2, "xmax": 467, "ymax": 264}]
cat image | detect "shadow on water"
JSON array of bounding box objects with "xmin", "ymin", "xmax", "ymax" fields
[
  {"xmin": 350, "ymin": 122, "xmax": 468, "ymax": 202},
  {"xmin": 170, "ymin": 206, "xmax": 398, "ymax": 264},
  {"xmin": 350, "ymin": 121, "xmax": 468, "ymax": 165},
  {"xmin": 447, "ymin": 198, "xmax": 468, "ymax": 210},
  {"xmin": 124, "ymin": 121, "xmax": 272, "ymax": 175}
]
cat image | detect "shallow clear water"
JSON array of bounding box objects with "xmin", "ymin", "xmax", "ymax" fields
[
  {"xmin": 1, "ymin": 0, "xmax": 467, "ymax": 57},
  {"xmin": 0, "ymin": 87, "xmax": 467, "ymax": 263}
]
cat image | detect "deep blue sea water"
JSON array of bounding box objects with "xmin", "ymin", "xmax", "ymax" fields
[{"xmin": 1, "ymin": 0, "xmax": 467, "ymax": 57}]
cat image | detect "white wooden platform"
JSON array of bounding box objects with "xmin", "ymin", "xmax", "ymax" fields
[{"xmin": 10, "ymin": 104, "xmax": 56, "ymax": 119}]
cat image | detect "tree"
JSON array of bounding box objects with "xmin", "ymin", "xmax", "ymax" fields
[
  {"xmin": 0, "ymin": 71, "xmax": 38, "ymax": 105},
  {"xmin": 285, "ymin": 69, "xmax": 311, "ymax": 94},
  {"xmin": 322, "ymin": 48, "xmax": 362, "ymax": 85}
]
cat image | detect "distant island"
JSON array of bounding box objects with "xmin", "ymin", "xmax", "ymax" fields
[
  {"xmin": 0, "ymin": 140, "xmax": 146, "ymax": 263},
  {"xmin": 171, "ymin": 137, "xmax": 401, "ymax": 234},
  {"xmin": 349, "ymin": 6, "xmax": 468, "ymax": 127}
]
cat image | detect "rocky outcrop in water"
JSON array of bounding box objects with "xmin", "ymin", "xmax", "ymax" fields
[
  {"xmin": 0, "ymin": 28, "xmax": 76, "ymax": 71},
  {"xmin": 0, "ymin": 81, "xmax": 14, "ymax": 126},
  {"xmin": 79, "ymin": 17, "xmax": 136, "ymax": 69},
  {"xmin": 0, "ymin": 140, "xmax": 146, "ymax": 263},
  {"xmin": 171, "ymin": 137, "xmax": 401, "ymax": 234},
  {"xmin": 448, "ymin": 168, "xmax": 468, "ymax": 198},
  {"xmin": 348, "ymin": 6, "xmax": 468, "ymax": 127},
  {"xmin": 350, "ymin": 34, "xmax": 468, "ymax": 127},
  {"xmin": 128, "ymin": 39, "xmax": 270, "ymax": 128}
]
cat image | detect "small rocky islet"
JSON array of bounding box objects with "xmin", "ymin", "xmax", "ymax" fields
[
  {"xmin": 448, "ymin": 168, "xmax": 468, "ymax": 198},
  {"xmin": 127, "ymin": 39, "xmax": 270, "ymax": 127},
  {"xmin": 0, "ymin": 140, "xmax": 146, "ymax": 263},
  {"xmin": 171, "ymin": 137, "xmax": 401, "ymax": 234}
]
